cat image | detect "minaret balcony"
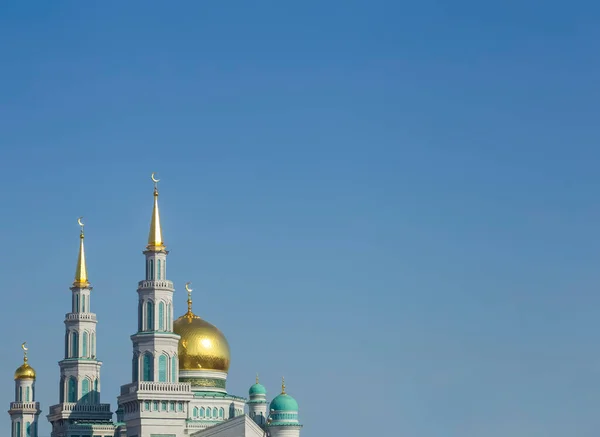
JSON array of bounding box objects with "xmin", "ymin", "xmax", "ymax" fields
[
  {"xmin": 120, "ymin": 381, "xmax": 191, "ymax": 395},
  {"xmin": 137, "ymin": 280, "xmax": 174, "ymax": 290},
  {"xmin": 9, "ymin": 401, "xmax": 40, "ymax": 412},
  {"xmin": 47, "ymin": 402, "xmax": 113, "ymax": 421},
  {"xmin": 65, "ymin": 313, "xmax": 97, "ymax": 322}
]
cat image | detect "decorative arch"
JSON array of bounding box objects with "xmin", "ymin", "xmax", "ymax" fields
[
  {"xmin": 71, "ymin": 330, "xmax": 79, "ymax": 357},
  {"xmin": 142, "ymin": 352, "xmax": 154, "ymax": 381},
  {"xmin": 158, "ymin": 354, "xmax": 167, "ymax": 382},
  {"xmin": 81, "ymin": 378, "xmax": 90, "ymax": 402},
  {"xmin": 132, "ymin": 353, "xmax": 139, "ymax": 382},
  {"xmin": 158, "ymin": 302, "xmax": 165, "ymax": 330},
  {"xmin": 82, "ymin": 294, "xmax": 86, "ymax": 313},
  {"xmin": 82, "ymin": 331, "xmax": 89, "ymax": 357},
  {"xmin": 67, "ymin": 377, "xmax": 77, "ymax": 402},
  {"xmin": 200, "ymin": 407, "xmax": 205, "ymax": 417},
  {"xmin": 171, "ymin": 355, "xmax": 177, "ymax": 382},
  {"xmin": 193, "ymin": 406, "xmax": 198, "ymax": 417},
  {"xmin": 146, "ymin": 300, "xmax": 154, "ymax": 331}
]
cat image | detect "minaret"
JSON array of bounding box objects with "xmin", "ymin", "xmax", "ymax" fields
[
  {"xmin": 267, "ymin": 378, "xmax": 302, "ymax": 437},
  {"xmin": 130, "ymin": 173, "xmax": 180, "ymax": 384},
  {"xmin": 9, "ymin": 343, "xmax": 41, "ymax": 437},
  {"xmin": 247, "ymin": 374, "xmax": 269, "ymax": 426},
  {"xmin": 117, "ymin": 174, "xmax": 191, "ymax": 437},
  {"xmin": 47, "ymin": 219, "xmax": 114, "ymax": 437}
]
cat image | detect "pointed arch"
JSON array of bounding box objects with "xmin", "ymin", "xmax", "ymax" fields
[
  {"xmin": 82, "ymin": 378, "xmax": 90, "ymax": 402},
  {"xmin": 26, "ymin": 386, "xmax": 30, "ymax": 402},
  {"xmin": 159, "ymin": 302, "xmax": 165, "ymax": 330},
  {"xmin": 82, "ymin": 331, "xmax": 88, "ymax": 357},
  {"xmin": 213, "ymin": 407, "xmax": 218, "ymax": 417},
  {"xmin": 16, "ymin": 422, "xmax": 21, "ymax": 437},
  {"xmin": 132, "ymin": 353, "xmax": 139, "ymax": 382},
  {"xmin": 68, "ymin": 377, "xmax": 77, "ymax": 402},
  {"xmin": 59, "ymin": 376, "xmax": 65, "ymax": 402},
  {"xmin": 157, "ymin": 259, "xmax": 162, "ymax": 279},
  {"xmin": 193, "ymin": 406, "xmax": 198, "ymax": 417},
  {"xmin": 158, "ymin": 354, "xmax": 167, "ymax": 382},
  {"xmin": 149, "ymin": 259, "xmax": 154, "ymax": 280},
  {"xmin": 18, "ymin": 386, "xmax": 22, "ymax": 402},
  {"xmin": 76, "ymin": 294, "xmax": 80, "ymax": 312},
  {"xmin": 94, "ymin": 378, "xmax": 99, "ymax": 403},
  {"xmin": 146, "ymin": 300, "xmax": 154, "ymax": 331},
  {"xmin": 71, "ymin": 331, "xmax": 79, "ymax": 357},
  {"xmin": 82, "ymin": 294, "xmax": 86, "ymax": 313},
  {"xmin": 91, "ymin": 332, "xmax": 95, "ymax": 357},
  {"xmin": 200, "ymin": 407, "xmax": 205, "ymax": 417},
  {"xmin": 171, "ymin": 355, "xmax": 177, "ymax": 382},
  {"xmin": 167, "ymin": 302, "xmax": 171, "ymax": 331},
  {"xmin": 219, "ymin": 407, "xmax": 224, "ymax": 418},
  {"xmin": 142, "ymin": 352, "xmax": 153, "ymax": 381}
]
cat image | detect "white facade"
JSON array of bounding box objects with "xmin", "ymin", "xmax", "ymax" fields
[{"xmin": 9, "ymin": 374, "xmax": 41, "ymax": 437}]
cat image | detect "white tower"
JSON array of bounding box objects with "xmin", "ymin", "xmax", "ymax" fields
[
  {"xmin": 117, "ymin": 174, "xmax": 192, "ymax": 437},
  {"xmin": 266, "ymin": 378, "xmax": 302, "ymax": 437},
  {"xmin": 247, "ymin": 375, "xmax": 269, "ymax": 426},
  {"xmin": 47, "ymin": 219, "xmax": 114, "ymax": 437},
  {"xmin": 9, "ymin": 344, "xmax": 42, "ymax": 437}
]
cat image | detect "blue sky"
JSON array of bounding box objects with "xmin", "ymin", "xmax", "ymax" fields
[{"xmin": 1, "ymin": 1, "xmax": 600, "ymax": 436}]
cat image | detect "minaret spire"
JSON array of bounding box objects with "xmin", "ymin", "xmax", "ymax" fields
[
  {"xmin": 147, "ymin": 172, "xmax": 165, "ymax": 251},
  {"xmin": 73, "ymin": 217, "xmax": 89, "ymax": 288}
]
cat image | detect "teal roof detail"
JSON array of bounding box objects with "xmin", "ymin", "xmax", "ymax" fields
[
  {"xmin": 270, "ymin": 393, "xmax": 299, "ymax": 412},
  {"xmin": 249, "ymin": 382, "xmax": 267, "ymax": 396}
]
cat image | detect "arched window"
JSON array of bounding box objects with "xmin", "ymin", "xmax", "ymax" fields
[
  {"xmin": 18, "ymin": 386, "xmax": 22, "ymax": 402},
  {"xmin": 219, "ymin": 408, "xmax": 224, "ymax": 418},
  {"xmin": 167, "ymin": 303, "xmax": 171, "ymax": 331},
  {"xmin": 76, "ymin": 294, "xmax": 79, "ymax": 312},
  {"xmin": 171, "ymin": 355, "xmax": 177, "ymax": 382},
  {"xmin": 71, "ymin": 331, "xmax": 79, "ymax": 357},
  {"xmin": 138, "ymin": 301, "xmax": 143, "ymax": 331},
  {"xmin": 142, "ymin": 353, "xmax": 153, "ymax": 381},
  {"xmin": 132, "ymin": 354, "xmax": 139, "ymax": 382},
  {"xmin": 16, "ymin": 422, "xmax": 21, "ymax": 437},
  {"xmin": 26, "ymin": 387, "xmax": 30, "ymax": 402},
  {"xmin": 82, "ymin": 332, "xmax": 88, "ymax": 357},
  {"xmin": 68, "ymin": 377, "xmax": 77, "ymax": 402},
  {"xmin": 157, "ymin": 259, "xmax": 162, "ymax": 279},
  {"xmin": 91, "ymin": 333, "xmax": 95, "ymax": 357},
  {"xmin": 94, "ymin": 379, "xmax": 99, "ymax": 403},
  {"xmin": 59, "ymin": 377, "xmax": 65, "ymax": 402},
  {"xmin": 213, "ymin": 407, "xmax": 218, "ymax": 417},
  {"xmin": 31, "ymin": 423, "xmax": 36, "ymax": 437},
  {"xmin": 200, "ymin": 407, "xmax": 205, "ymax": 417},
  {"xmin": 206, "ymin": 408, "xmax": 211, "ymax": 418},
  {"xmin": 158, "ymin": 355, "xmax": 167, "ymax": 382},
  {"xmin": 149, "ymin": 259, "xmax": 154, "ymax": 280},
  {"xmin": 159, "ymin": 302, "xmax": 165, "ymax": 330},
  {"xmin": 82, "ymin": 294, "xmax": 86, "ymax": 313},
  {"xmin": 64, "ymin": 331, "xmax": 68, "ymax": 358},
  {"xmin": 82, "ymin": 379, "xmax": 89, "ymax": 402},
  {"xmin": 146, "ymin": 301, "xmax": 154, "ymax": 331},
  {"xmin": 145, "ymin": 260, "xmax": 149, "ymax": 280}
]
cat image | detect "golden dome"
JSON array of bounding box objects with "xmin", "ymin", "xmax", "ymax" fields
[
  {"xmin": 173, "ymin": 304, "xmax": 231, "ymax": 373},
  {"xmin": 14, "ymin": 359, "xmax": 36, "ymax": 380}
]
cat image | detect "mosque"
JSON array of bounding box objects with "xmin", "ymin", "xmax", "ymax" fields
[{"xmin": 7, "ymin": 175, "xmax": 303, "ymax": 437}]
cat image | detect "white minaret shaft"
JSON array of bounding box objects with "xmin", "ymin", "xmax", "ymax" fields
[{"xmin": 47, "ymin": 220, "xmax": 113, "ymax": 437}]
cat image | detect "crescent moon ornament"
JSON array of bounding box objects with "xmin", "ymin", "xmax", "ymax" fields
[
  {"xmin": 77, "ymin": 217, "xmax": 84, "ymax": 228},
  {"xmin": 21, "ymin": 342, "xmax": 28, "ymax": 351},
  {"xmin": 151, "ymin": 172, "xmax": 160, "ymax": 183},
  {"xmin": 185, "ymin": 282, "xmax": 192, "ymax": 293}
]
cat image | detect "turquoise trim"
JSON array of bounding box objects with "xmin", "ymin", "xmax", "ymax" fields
[
  {"xmin": 270, "ymin": 393, "xmax": 299, "ymax": 412},
  {"xmin": 268, "ymin": 422, "xmax": 303, "ymax": 427},
  {"xmin": 249, "ymin": 382, "xmax": 267, "ymax": 395},
  {"xmin": 247, "ymin": 399, "xmax": 268, "ymax": 404}
]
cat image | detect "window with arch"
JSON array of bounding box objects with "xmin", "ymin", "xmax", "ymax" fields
[
  {"xmin": 16, "ymin": 421, "xmax": 21, "ymax": 437},
  {"xmin": 76, "ymin": 294, "xmax": 79, "ymax": 312},
  {"xmin": 71, "ymin": 331, "xmax": 79, "ymax": 357},
  {"xmin": 26, "ymin": 387, "xmax": 30, "ymax": 402},
  {"xmin": 157, "ymin": 259, "xmax": 162, "ymax": 279},
  {"xmin": 138, "ymin": 301, "xmax": 143, "ymax": 331},
  {"xmin": 68, "ymin": 377, "xmax": 77, "ymax": 402},
  {"xmin": 91, "ymin": 333, "xmax": 95, "ymax": 357},
  {"xmin": 206, "ymin": 407, "xmax": 211, "ymax": 418},
  {"xmin": 193, "ymin": 406, "xmax": 198, "ymax": 417},
  {"xmin": 149, "ymin": 259, "xmax": 154, "ymax": 280},
  {"xmin": 18, "ymin": 386, "xmax": 22, "ymax": 402},
  {"xmin": 82, "ymin": 332, "xmax": 88, "ymax": 357},
  {"xmin": 167, "ymin": 303, "xmax": 171, "ymax": 331},
  {"xmin": 82, "ymin": 379, "xmax": 90, "ymax": 402},
  {"xmin": 200, "ymin": 407, "xmax": 205, "ymax": 417},
  {"xmin": 59, "ymin": 376, "xmax": 65, "ymax": 402},
  {"xmin": 94, "ymin": 379, "xmax": 99, "ymax": 403},
  {"xmin": 142, "ymin": 353, "xmax": 153, "ymax": 381},
  {"xmin": 171, "ymin": 355, "xmax": 177, "ymax": 382},
  {"xmin": 146, "ymin": 301, "xmax": 154, "ymax": 331},
  {"xmin": 132, "ymin": 354, "xmax": 139, "ymax": 382},
  {"xmin": 219, "ymin": 408, "xmax": 224, "ymax": 418},
  {"xmin": 159, "ymin": 302, "xmax": 165, "ymax": 330},
  {"xmin": 158, "ymin": 355, "xmax": 167, "ymax": 382},
  {"xmin": 82, "ymin": 294, "xmax": 86, "ymax": 313}
]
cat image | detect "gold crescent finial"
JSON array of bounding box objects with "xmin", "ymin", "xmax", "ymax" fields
[
  {"xmin": 77, "ymin": 217, "xmax": 84, "ymax": 235},
  {"xmin": 281, "ymin": 376, "xmax": 286, "ymax": 394},
  {"xmin": 151, "ymin": 172, "xmax": 160, "ymax": 186},
  {"xmin": 185, "ymin": 282, "xmax": 193, "ymax": 315},
  {"xmin": 21, "ymin": 342, "xmax": 28, "ymax": 362}
]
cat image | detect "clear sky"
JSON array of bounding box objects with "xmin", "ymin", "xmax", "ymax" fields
[{"xmin": 1, "ymin": 1, "xmax": 599, "ymax": 436}]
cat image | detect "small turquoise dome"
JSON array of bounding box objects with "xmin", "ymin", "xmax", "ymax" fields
[
  {"xmin": 249, "ymin": 382, "xmax": 267, "ymax": 396},
  {"xmin": 270, "ymin": 393, "xmax": 299, "ymax": 412}
]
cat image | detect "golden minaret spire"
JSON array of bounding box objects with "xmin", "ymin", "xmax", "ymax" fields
[
  {"xmin": 184, "ymin": 282, "xmax": 199, "ymax": 321},
  {"xmin": 73, "ymin": 217, "xmax": 89, "ymax": 287},
  {"xmin": 147, "ymin": 172, "xmax": 165, "ymax": 251}
]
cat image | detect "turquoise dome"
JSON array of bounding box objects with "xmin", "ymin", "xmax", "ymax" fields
[
  {"xmin": 270, "ymin": 393, "xmax": 299, "ymax": 412},
  {"xmin": 249, "ymin": 382, "xmax": 267, "ymax": 396}
]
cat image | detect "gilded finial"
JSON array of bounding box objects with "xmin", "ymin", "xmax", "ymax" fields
[
  {"xmin": 21, "ymin": 342, "xmax": 28, "ymax": 363},
  {"xmin": 281, "ymin": 376, "xmax": 286, "ymax": 394},
  {"xmin": 256, "ymin": 373, "xmax": 259, "ymax": 384},
  {"xmin": 147, "ymin": 173, "xmax": 165, "ymax": 251},
  {"xmin": 73, "ymin": 217, "xmax": 89, "ymax": 287},
  {"xmin": 184, "ymin": 282, "xmax": 198, "ymax": 321}
]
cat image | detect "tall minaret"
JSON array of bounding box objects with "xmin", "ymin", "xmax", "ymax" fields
[
  {"xmin": 117, "ymin": 174, "xmax": 190, "ymax": 437},
  {"xmin": 267, "ymin": 378, "xmax": 302, "ymax": 437},
  {"xmin": 47, "ymin": 219, "xmax": 114, "ymax": 437},
  {"xmin": 9, "ymin": 343, "xmax": 41, "ymax": 437},
  {"xmin": 130, "ymin": 173, "xmax": 180, "ymax": 383}
]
